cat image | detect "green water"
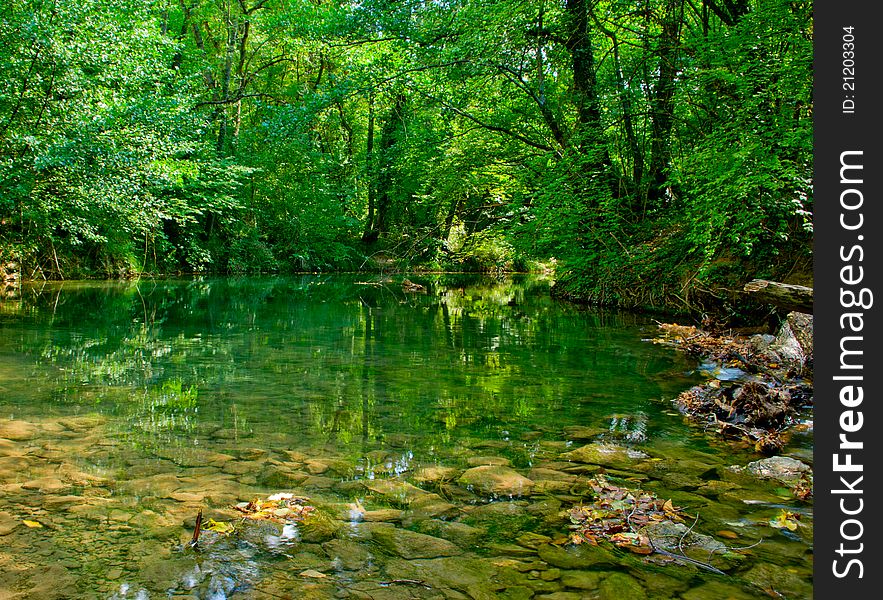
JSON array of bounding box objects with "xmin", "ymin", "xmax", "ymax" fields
[{"xmin": 0, "ymin": 275, "xmax": 812, "ymax": 599}]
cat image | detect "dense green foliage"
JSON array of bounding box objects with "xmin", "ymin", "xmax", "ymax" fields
[{"xmin": 1, "ymin": 0, "xmax": 812, "ymax": 313}]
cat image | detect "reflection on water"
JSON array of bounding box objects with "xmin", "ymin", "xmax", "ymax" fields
[{"xmin": 0, "ymin": 275, "xmax": 812, "ymax": 599}]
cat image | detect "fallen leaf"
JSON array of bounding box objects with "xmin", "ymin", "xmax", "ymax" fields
[
  {"xmin": 22, "ymin": 520, "xmax": 42, "ymax": 528},
  {"xmin": 770, "ymin": 510, "xmax": 800, "ymax": 531},
  {"xmin": 204, "ymin": 519, "xmax": 236, "ymax": 534}
]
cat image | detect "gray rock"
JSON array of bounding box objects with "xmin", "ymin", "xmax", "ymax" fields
[{"xmin": 731, "ymin": 455, "xmax": 811, "ymax": 483}]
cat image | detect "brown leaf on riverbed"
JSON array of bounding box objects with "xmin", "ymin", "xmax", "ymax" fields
[
  {"xmin": 568, "ymin": 475, "xmax": 684, "ymax": 555},
  {"xmin": 233, "ymin": 492, "xmax": 316, "ymax": 523}
]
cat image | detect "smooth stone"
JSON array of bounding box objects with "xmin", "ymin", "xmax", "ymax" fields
[
  {"xmin": 598, "ymin": 572, "xmax": 646, "ymax": 600},
  {"xmin": 258, "ymin": 465, "xmax": 309, "ymax": 488},
  {"xmin": 466, "ymin": 456, "xmax": 511, "ymax": 467},
  {"xmin": 536, "ymin": 544, "xmax": 618, "ymax": 570},
  {"xmin": 0, "ymin": 455, "xmax": 34, "ymax": 476},
  {"xmin": 559, "ymin": 570, "xmax": 602, "ymax": 590},
  {"xmin": 169, "ymin": 491, "xmax": 204, "ymax": 503},
  {"xmin": 21, "ymin": 477, "xmax": 69, "ymax": 493},
  {"xmin": 526, "ymin": 468, "xmax": 578, "ymax": 483},
  {"xmin": 531, "ymin": 480, "xmax": 575, "ymax": 495},
  {"xmin": 413, "ymin": 466, "xmax": 460, "ymax": 484},
  {"xmin": 299, "ymin": 512, "xmax": 342, "ymax": 543},
  {"xmin": 679, "ymin": 581, "xmax": 756, "ymax": 600},
  {"xmin": 298, "ymin": 475, "xmax": 334, "ymax": 489},
  {"xmin": 384, "ymin": 556, "xmax": 497, "ymax": 592},
  {"xmin": 56, "ymin": 415, "xmax": 107, "ymax": 432},
  {"xmin": 41, "ymin": 495, "xmax": 84, "ymax": 509},
  {"xmin": 0, "ymin": 511, "xmax": 19, "ymax": 535},
  {"xmin": 0, "ymin": 438, "xmax": 20, "ymax": 454},
  {"xmin": 305, "ymin": 459, "xmax": 331, "ymax": 474},
  {"xmin": 361, "ymin": 509, "xmax": 405, "ymax": 523},
  {"xmin": 559, "ymin": 443, "xmax": 647, "ymax": 468},
  {"xmin": 741, "ymin": 562, "xmax": 813, "ymax": 598},
  {"xmin": 222, "ymin": 460, "xmax": 264, "ymax": 475},
  {"xmin": 534, "ymin": 593, "xmax": 583, "ymax": 600},
  {"xmin": 370, "ymin": 526, "xmax": 462, "ymax": 559},
  {"xmin": 458, "ymin": 466, "xmax": 535, "ymax": 497},
  {"xmin": 364, "ymin": 479, "xmax": 437, "ymax": 506},
  {"xmin": 287, "ymin": 549, "xmax": 332, "ymax": 572},
  {"xmin": 415, "ymin": 519, "xmax": 485, "ymax": 548},
  {"xmin": 501, "ymin": 586, "xmax": 535, "ymax": 600},
  {"xmin": 516, "ymin": 532, "xmax": 552, "ymax": 549},
  {"xmin": 485, "ymin": 543, "xmax": 538, "ymax": 557},
  {"xmin": 540, "ymin": 569, "xmax": 561, "ymax": 581},
  {"xmin": 561, "ymin": 426, "xmax": 606, "ymax": 441},
  {"xmin": 731, "ymin": 456, "xmax": 811, "ymax": 483},
  {"xmin": 323, "ymin": 539, "xmax": 372, "ymax": 571},
  {"xmin": 401, "ymin": 498, "xmax": 460, "ymax": 525}
]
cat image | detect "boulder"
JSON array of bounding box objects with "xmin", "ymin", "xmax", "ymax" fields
[
  {"xmin": 730, "ymin": 456, "xmax": 811, "ymax": 483},
  {"xmin": 458, "ymin": 466, "xmax": 534, "ymax": 497},
  {"xmin": 598, "ymin": 572, "xmax": 647, "ymax": 600},
  {"xmin": 559, "ymin": 443, "xmax": 647, "ymax": 469},
  {"xmin": 364, "ymin": 479, "xmax": 437, "ymax": 506},
  {"xmin": 466, "ymin": 456, "xmax": 511, "ymax": 467},
  {"xmin": 536, "ymin": 544, "xmax": 618, "ymax": 570},
  {"xmin": 413, "ymin": 466, "xmax": 460, "ymax": 484},
  {"xmin": 371, "ymin": 526, "xmax": 462, "ymax": 559}
]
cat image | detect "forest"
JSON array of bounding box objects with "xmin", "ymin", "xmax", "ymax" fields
[{"xmin": 0, "ymin": 0, "xmax": 813, "ymax": 314}]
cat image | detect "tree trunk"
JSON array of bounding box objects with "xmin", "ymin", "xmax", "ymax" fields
[
  {"xmin": 564, "ymin": 0, "xmax": 612, "ymax": 185},
  {"xmin": 565, "ymin": 0, "xmax": 601, "ymax": 128},
  {"xmin": 216, "ymin": 15, "xmax": 237, "ymax": 155},
  {"xmin": 647, "ymin": 0, "xmax": 684, "ymax": 203},
  {"xmin": 743, "ymin": 279, "xmax": 813, "ymax": 314},
  {"xmin": 373, "ymin": 94, "xmax": 406, "ymax": 237},
  {"xmin": 362, "ymin": 94, "xmax": 377, "ymax": 242}
]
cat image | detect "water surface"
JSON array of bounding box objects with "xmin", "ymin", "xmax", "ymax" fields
[{"xmin": 0, "ymin": 275, "xmax": 812, "ymax": 599}]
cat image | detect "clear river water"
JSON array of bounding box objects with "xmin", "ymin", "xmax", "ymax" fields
[{"xmin": 0, "ymin": 275, "xmax": 812, "ymax": 599}]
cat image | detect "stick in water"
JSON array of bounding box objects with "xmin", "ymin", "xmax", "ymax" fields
[{"xmin": 189, "ymin": 508, "xmax": 203, "ymax": 548}]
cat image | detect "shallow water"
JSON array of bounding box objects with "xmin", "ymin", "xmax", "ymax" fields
[{"xmin": 0, "ymin": 275, "xmax": 812, "ymax": 599}]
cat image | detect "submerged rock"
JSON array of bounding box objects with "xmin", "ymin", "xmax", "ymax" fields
[
  {"xmin": 730, "ymin": 455, "xmax": 811, "ymax": 483},
  {"xmin": 458, "ymin": 466, "xmax": 535, "ymax": 498},
  {"xmin": 536, "ymin": 544, "xmax": 618, "ymax": 570},
  {"xmin": 741, "ymin": 562, "xmax": 813, "ymax": 598},
  {"xmin": 466, "ymin": 456, "xmax": 512, "ymax": 467},
  {"xmin": 561, "ymin": 425, "xmax": 606, "ymax": 441},
  {"xmin": 413, "ymin": 465, "xmax": 460, "ymax": 484},
  {"xmin": 364, "ymin": 479, "xmax": 437, "ymax": 506},
  {"xmin": 415, "ymin": 519, "xmax": 486, "ymax": 548},
  {"xmin": 322, "ymin": 538, "xmax": 373, "ymax": 571},
  {"xmin": 370, "ymin": 525, "xmax": 462, "ymax": 559},
  {"xmin": 0, "ymin": 511, "xmax": 19, "ymax": 536},
  {"xmin": 559, "ymin": 443, "xmax": 648, "ymax": 469},
  {"xmin": 598, "ymin": 572, "xmax": 647, "ymax": 600},
  {"xmin": 0, "ymin": 419, "xmax": 37, "ymax": 441}
]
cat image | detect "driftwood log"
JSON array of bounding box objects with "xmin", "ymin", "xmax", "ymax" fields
[{"xmin": 743, "ymin": 279, "xmax": 813, "ymax": 314}]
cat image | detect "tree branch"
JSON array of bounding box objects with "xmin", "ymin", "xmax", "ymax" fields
[{"xmin": 408, "ymin": 85, "xmax": 555, "ymax": 153}]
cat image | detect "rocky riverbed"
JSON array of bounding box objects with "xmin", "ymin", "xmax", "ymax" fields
[{"xmin": 1, "ymin": 407, "xmax": 813, "ymax": 600}]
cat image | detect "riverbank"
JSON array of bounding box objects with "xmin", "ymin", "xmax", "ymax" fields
[{"xmin": 653, "ymin": 312, "xmax": 813, "ymax": 491}]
